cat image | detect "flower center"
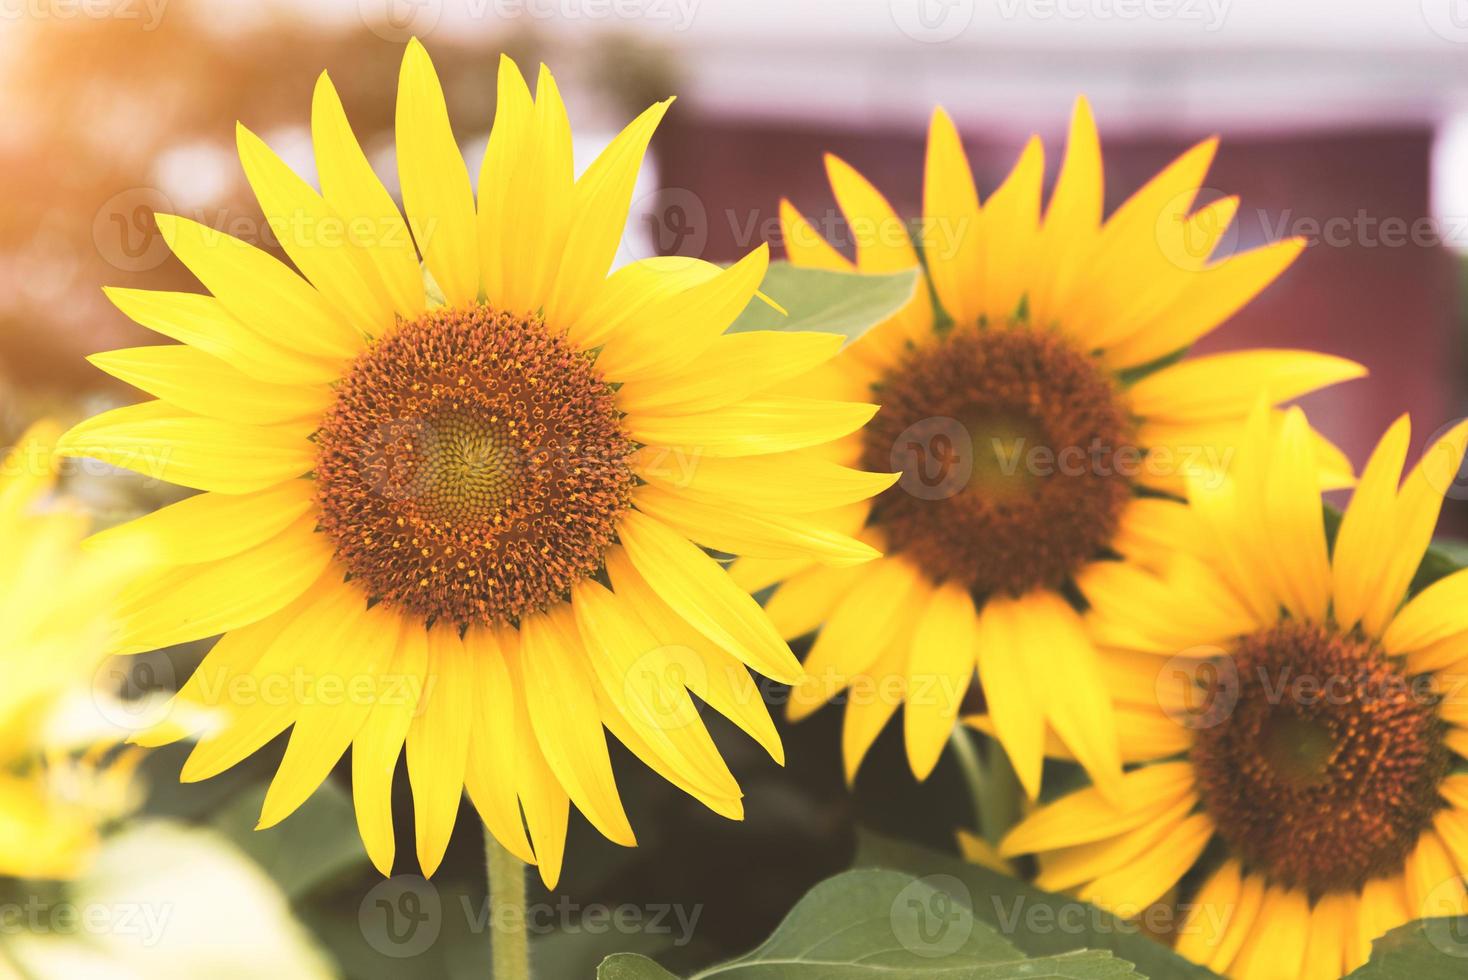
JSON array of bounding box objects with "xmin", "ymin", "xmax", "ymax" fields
[
  {"xmin": 859, "ymin": 325, "xmax": 1135, "ymax": 598},
  {"xmin": 1191, "ymin": 621, "xmax": 1450, "ymax": 893},
  {"xmin": 314, "ymin": 306, "xmax": 634, "ymax": 627}
]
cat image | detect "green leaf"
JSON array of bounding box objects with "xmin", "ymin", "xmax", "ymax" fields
[
  {"xmin": 1347, "ymin": 918, "xmax": 1468, "ymax": 977},
  {"xmin": 730, "ymin": 263, "xmax": 919, "ymax": 343},
  {"xmin": 598, "ymin": 868, "xmax": 1140, "ymax": 978},
  {"xmin": 854, "ymin": 832, "xmax": 1221, "ymax": 979},
  {"xmin": 207, "ymin": 778, "xmax": 367, "ymax": 900}
]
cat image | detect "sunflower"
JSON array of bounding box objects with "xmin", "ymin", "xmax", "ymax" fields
[
  {"xmin": 61, "ymin": 40, "xmax": 890, "ymax": 887},
  {"xmin": 999, "ymin": 406, "xmax": 1468, "ymax": 978},
  {"xmin": 0, "ymin": 422, "xmax": 142, "ymax": 879},
  {"xmin": 739, "ymin": 97, "xmax": 1364, "ymax": 793}
]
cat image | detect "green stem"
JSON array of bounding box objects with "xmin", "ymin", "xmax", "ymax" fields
[
  {"xmin": 948, "ymin": 726, "xmax": 989, "ymax": 837},
  {"xmin": 485, "ymin": 823, "xmax": 531, "ymax": 980}
]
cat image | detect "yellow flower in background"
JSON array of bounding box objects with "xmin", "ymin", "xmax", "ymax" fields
[
  {"xmin": 0, "ymin": 423, "xmax": 141, "ymax": 880},
  {"xmin": 60, "ymin": 40, "xmax": 889, "ymax": 887},
  {"xmin": 743, "ymin": 98, "xmax": 1364, "ymax": 792},
  {"xmin": 1001, "ymin": 408, "xmax": 1468, "ymax": 979}
]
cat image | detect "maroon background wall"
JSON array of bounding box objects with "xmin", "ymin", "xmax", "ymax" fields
[{"xmin": 652, "ymin": 115, "xmax": 1467, "ymax": 479}]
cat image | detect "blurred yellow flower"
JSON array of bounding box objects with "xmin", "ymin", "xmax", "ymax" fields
[
  {"xmin": 0, "ymin": 422, "xmax": 140, "ymax": 880},
  {"xmin": 1001, "ymin": 407, "xmax": 1468, "ymax": 978},
  {"xmin": 741, "ymin": 98, "xmax": 1364, "ymax": 794},
  {"xmin": 60, "ymin": 39, "xmax": 889, "ymax": 887}
]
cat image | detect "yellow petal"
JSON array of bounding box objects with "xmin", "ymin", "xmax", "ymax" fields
[
  {"xmin": 1106, "ymin": 237, "xmax": 1306, "ymax": 369},
  {"xmin": 903, "ymin": 582, "xmax": 977, "ymax": 781},
  {"xmin": 498, "ymin": 64, "xmax": 574, "ymax": 315},
  {"xmin": 571, "ymin": 580, "xmax": 741, "ymax": 805},
  {"xmin": 1129, "ymin": 350, "xmax": 1366, "ymax": 424},
  {"xmin": 545, "ymin": 97, "xmax": 672, "ymax": 328},
  {"xmin": 634, "ymin": 447, "xmax": 893, "ymax": 515},
  {"xmin": 396, "ymin": 38, "xmax": 478, "ymax": 307},
  {"xmin": 462, "ymin": 625, "xmax": 536, "ymax": 865},
  {"xmin": 1077, "ymin": 813, "xmax": 1213, "ymax": 913},
  {"xmin": 85, "ymin": 481, "xmax": 315, "ymax": 566},
  {"xmin": 87, "ymin": 345, "xmax": 333, "ymax": 426},
  {"xmin": 406, "ymin": 625, "xmax": 474, "ymax": 875},
  {"xmin": 1333, "ymin": 414, "xmax": 1411, "ymax": 631},
  {"xmin": 1000, "ymin": 762, "xmax": 1195, "ymax": 856},
  {"xmin": 825, "ymin": 153, "xmax": 918, "ymax": 273},
  {"xmin": 1385, "ymin": 568, "xmax": 1468, "ymax": 655},
  {"xmin": 111, "ymin": 514, "xmax": 333, "ymax": 655},
  {"xmin": 778, "ymin": 199, "xmax": 853, "ymax": 272},
  {"xmin": 259, "ymin": 582, "xmax": 393, "ymax": 830},
  {"xmin": 476, "ymin": 55, "xmax": 534, "ymax": 310},
  {"xmin": 57, "ymin": 400, "xmax": 314, "ymax": 494},
  {"xmin": 624, "ymin": 396, "xmax": 877, "ymax": 459},
  {"xmin": 616, "ymin": 330, "xmax": 844, "ymax": 417},
  {"xmin": 1015, "ymin": 591, "xmax": 1123, "ymax": 799},
  {"xmin": 236, "ymin": 122, "xmax": 394, "ymax": 337},
  {"xmin": 312, "ymin": 71, "xmax": 426, "ymax": 320},
  {"xmin": 101, "ymin": 287, "xmax": 340, "ymax": 386},
  {"xmin": 1262, "ymin": 407, "xmax": 1331, "ymax": 621},
  {"xmin": 153, "ymin": 213, "xmax": 359, "ymax": 362},
  {"xmin": 788, "ymin": 557, "xmax": 922, "ymax": 720},
  {"xmin": 353, "ymin": 621, "xmax": 427, "ymax": 875},
  {"xmin": 1229, "ymin": 885, "xmax": 1310, "ymax": 980},
  {"xmin": 519, "ymin": 605, "xmax": 636, "ymax": 847},
  {"xmin": 632, "ymin": 485, "xmax": 879, "ymax": 566},
  {"xmin": 1035, "ymin": 795, "xmax": 1196, "ymax": 892},
  {"xmin": 1362, "ymin": 419, "xmax": 1468, "ymax": 637},
  {"xmin": 921, "ymin": 107, "xmax": 983, "ymax": 328},
  {"xmin": 503, "ymin": 630, "xmax": 571, "ymax": 887},
  {"xmin": 841, "ymin": 621, "xmax": 915, "ymax": 782},
  {"xmin": 1175, "ymin": 860, "xmax": 1247, "ymax": 968},
  {"xmin": 595, "ymin": 245, "xmax": 769, "ymax": 382},
  {"xmin": 1300, "ymin": 891, "xmax": 1352, "ymax": 980},
  {"xmin": 978, "ymin": 135, "xmax": 1044, "ymax": 323},
  {"xmin": 974, "ymin": 596, "xmax": 1046, "ymax": 799},
  {"xmin": 617, "ymin": 510, "xmax": 803, "ymax": 683},
  {"xmin": 764, "ymin": 562, "xmax": 868, "ymax": 641},
  {"xmin": 604, "ymin": 546, "xmax": 784, "ymax": 765},
  {"xmin": 1028, "ymin": 96, "xmax": 1102, "ymax": 329}
]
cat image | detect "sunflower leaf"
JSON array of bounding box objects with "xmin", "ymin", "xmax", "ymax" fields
[
  {"xmin": 729, "ymin": 263, "xmax": 920, "ymax": 343},
  {"xmin": 853, "ymin": 831, "xmax": 1221, "ymax": 979},
  {"xmin": 1346, "ymin": 917, "xmax": 1468, "ymax": 977},
  {"xmin": 597, "ymin": 868, "xmax": 1140, "ymax": 978}
]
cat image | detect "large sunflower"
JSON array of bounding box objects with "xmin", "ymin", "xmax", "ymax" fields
[
  {"xmin": 0, "ymin": 422, "xmax": 140, "ymax": 879},
  {"xmin": 740, "ymin": 98, "xmax": 1364, "ymax": 792},
  {"xmin": 61, "ymin": 41, "xmax": 890, "ymax": 887},
  {"xmin": 1000, "ymin": 407, "xmax": 1468, "ymax": 978}
]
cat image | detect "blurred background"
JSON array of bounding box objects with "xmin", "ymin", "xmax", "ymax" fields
[{"xmin": 5, "ymin": 0, "xmax": 1468, "ymax": 975}]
